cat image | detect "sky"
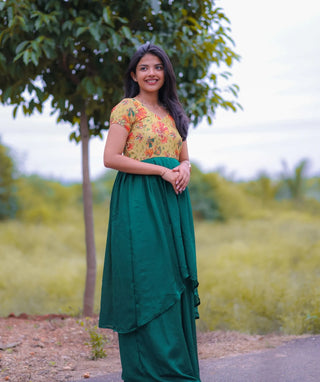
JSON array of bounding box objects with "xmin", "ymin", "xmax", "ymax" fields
[{"xmin": 0, "ymin": 0, "xmax": 319, "ymax": 181}]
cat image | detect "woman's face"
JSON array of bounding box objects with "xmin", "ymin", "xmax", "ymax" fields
[{"xmin": 131, "ymin": 53, "xmax": 165, "ymax": 95}]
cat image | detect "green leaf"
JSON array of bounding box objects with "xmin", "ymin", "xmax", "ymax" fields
[
  {"xmin": 225, "ymin": 55, "xmax": 232, "ymax": 66},
  {"xmin": 102, "ymin": 7, "xmax": 114, "ymax": 27},
  {"xmin": 82, "ymin": 77, "xmax": 95, "ymax": 95},
  {"xmin": 110, "ymin": 33, "xmax": 121, "ymax": 49},
  {"xmin": 16, "ymin": 41, "xmax": 29, "ymax": 54},
  {"xmin": 88, "ymin": 23, "xmax": 101, "ymax": 41},
  {"xmin": 117, "ymin": 16, "xmax": 128, "ymax": 24},
  {"xmin": 30, "ymin": 51, "xmax": 38, "ymax": 66},
  {"xmin": 121, "ymin": 26, "xmax": 131, "ymax": 40},
  {"xmin": 42, "ymin": 39, "xmax": 56, "ymax": 59},
  {"xmin": 35, "ymin": 103, "xmax": 42, "ymax": 113},
  {"xmin": 22, "ymin": 50, "xmax": 30, "ymax": 65},
  {"xmin": 62, "ymin": 20, "xmax": 73, "ymax": 31},
  {"xmin": 76, "ymin": 26, "xmax": 88, "ymax": 37},
  {"xmin": 69, "ymin": 132, "xmax": 77, "ymax": 141},
  {"xmin": 95, "ymin": 85, "xmax": 103, "ymax": 98},
  {"xmin": 34, "ymin": 16, "xmax": 42, "ymax": 31},
  {"xmin": 13, "ymin": 105, "xmax": 18, "ymax": 119}
]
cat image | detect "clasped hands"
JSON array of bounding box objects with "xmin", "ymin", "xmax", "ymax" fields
[{"xmin": 161, "ymin": 161, "xmax": 191, "ymax": 195}]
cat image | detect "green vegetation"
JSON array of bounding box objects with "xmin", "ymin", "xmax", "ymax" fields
[
  {"xmin": 197, "ymin": 214, "xmax": 320, "ymax": 334},
  {"xmin": 0, "ymin": 156, "xmax": 320, "ymax": 335},
  {"xmin": 78, "ymin": 318, "xmax": 108, "ymax": 360},
  {"xmin": 0, "ymin": 140, "xmax": 18, "ymax": 219}
]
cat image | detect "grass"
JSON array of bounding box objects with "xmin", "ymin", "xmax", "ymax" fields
[
  {"xmin": 0, "ymin": 205, "xmax": 108, "ymax": 317},
  {"xmin": 1, "ymin": 186, "xmax": 320, "ymax": 334},
  {"xmin": 196, "ymin": 211, "xmax": 320, "ymax": 334}
]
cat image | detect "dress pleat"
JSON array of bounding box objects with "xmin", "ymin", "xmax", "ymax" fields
[{"xmin": 118, "ymin": 280, "xmax": 200, "ymax": 382}]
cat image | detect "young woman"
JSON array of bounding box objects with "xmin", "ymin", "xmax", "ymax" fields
[{"xmin": 99, "ymin": 43, "xmax": 201, "ymax": 382}]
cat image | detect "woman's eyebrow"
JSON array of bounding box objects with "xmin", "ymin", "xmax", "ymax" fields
[{"xmin": 138, "ymin": 63, "xmax": 163, "ymax": 67}]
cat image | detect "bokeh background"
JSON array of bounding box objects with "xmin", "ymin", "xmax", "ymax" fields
[{"xmin": 1, "ymin": 0, "xmax": 320, "ymax": 334}]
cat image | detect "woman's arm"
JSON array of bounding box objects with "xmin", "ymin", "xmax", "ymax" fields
[
  {"xmin": 104, "ymin": 123, "xmax": 180, "ymax": 193},
  {"xmin": 173, "ymin": 140, "xmax": 191, "ymax": 192}
]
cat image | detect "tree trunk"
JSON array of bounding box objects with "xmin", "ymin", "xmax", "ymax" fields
[{"xmin": 80, "ymin": 107, "xmax": 97, "ymax": 317}]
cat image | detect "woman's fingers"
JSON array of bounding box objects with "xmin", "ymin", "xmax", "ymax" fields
[
  {"xmin": 163, "ymin": 167, "xmax": 190, "ymax": 194},
  {"xmin": 175, "ymin": 170, "xmax": 190, "ymax": 192}
]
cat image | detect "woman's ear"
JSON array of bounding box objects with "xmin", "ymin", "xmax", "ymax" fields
[{"xmin": 130, "ymin": 71, "xmax": 137, "ymax": 82}]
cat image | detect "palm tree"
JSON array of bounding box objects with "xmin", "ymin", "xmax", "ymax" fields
[{"xmin": 280, "ymin": 159, "xmax": 309, "ymax": 202}]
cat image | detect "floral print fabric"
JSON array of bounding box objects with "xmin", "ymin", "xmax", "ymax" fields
[{"xmin": 110, "ymin": 98, "xmax": 183, "ymax": 161}]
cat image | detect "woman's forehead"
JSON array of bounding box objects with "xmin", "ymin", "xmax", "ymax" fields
[{"xmin": 137, "ymin": 53, "xmax": 163, "ymax": 66}]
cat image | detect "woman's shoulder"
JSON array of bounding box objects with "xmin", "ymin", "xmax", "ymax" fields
[
  {"xmin": 110, "ymin": 98, "xmax": 142, "ymax": 131},
  {"xmin": 112, "ymin": 98, "xmax": 137, "ymax": 111},
  {"xmin": 111, "ymin": 98, "xmax": 148, "ymax": 123}
]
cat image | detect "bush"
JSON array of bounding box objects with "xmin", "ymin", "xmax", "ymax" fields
[
  {"xmin": 189, "ymin": 165, "xmax": 256, "ymax": 221},
  {"xmin": 0, "ymin": 140, "xmax": 18, "ymax": 219},
  {"xmin": 189, "ymin": 166, "xmax": 221, "ymax": 220},
  {"xmin": 16, "ymin": 175, "xmax": 82, "ymax": 224}
]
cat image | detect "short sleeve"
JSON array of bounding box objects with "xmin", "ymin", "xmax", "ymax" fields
[{"xmin": 110, "ymin": 99, "xmax": 137, "ymax": 133}]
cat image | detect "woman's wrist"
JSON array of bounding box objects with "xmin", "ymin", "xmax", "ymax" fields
[
  {"xmin": 180, "ymin": 160, "xmax": 191, "ymax": 170},
  {"xmin": 161, "ymin": 167, "xmax": 169, "ymax": 177}
]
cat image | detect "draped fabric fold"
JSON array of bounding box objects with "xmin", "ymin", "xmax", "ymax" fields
[{"xmin": 99, "ymin": 157, "xmax": 200, "ymax": 333}]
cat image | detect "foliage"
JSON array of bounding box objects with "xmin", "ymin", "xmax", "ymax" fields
[
  {"xmin": 1, "ymin": 202, "xmax": 320, "ymax": 334},
  {"xmin": 196, "ymin": 214, "xmax": 320, "ymax": 334},
  {"xmin": 1, "ymin": 169, "xmax": 320, "ymax": 335},
  {"xmin": 188, "ymin": 165, "xmax": 221, "ymax": 220},
  {"xmin": 0, "ymin": 139, "xmax": 18, "ymax": 219},
  {"xmin": 276, "ymin": 159, "xmax": 309, "ymax": 202},
  {"xmin": 78, "ymin": 318, "xmax": 108, "ymax": 360},
  {"xmin": 15, "ymin": 175, "xmax": 82, "ymax": 223},
  {"xmin": 244, "ymin": 171, "xmax": 279, "ymax": 203},
  {"xmin": 189, "ymin": 165, "xmax": 255, "ymax": 221},
  {"xmin": 0, "ymin": 0, "xmax": 240, "ymax": 134},
  {"xmin": 92, "ymin": 170, "xmax": 117, "ymax": 205},
  {"xmin": 305, "ymin": 177, "xmax": 320, "ymax": 202}
]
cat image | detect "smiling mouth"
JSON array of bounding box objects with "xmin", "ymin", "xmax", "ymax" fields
[{"xmin": 146, "ymin": 79, "xmax": 158, "ymax": 84}]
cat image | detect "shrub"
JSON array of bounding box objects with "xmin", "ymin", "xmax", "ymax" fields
[{"xmin": 0, "ymin": 140, "xmax": 18, "ymax": 219}]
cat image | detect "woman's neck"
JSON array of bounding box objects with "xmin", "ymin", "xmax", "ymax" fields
[{"xmin": 136, "ymin": 92, "xmax": 160, "ymax": 106}]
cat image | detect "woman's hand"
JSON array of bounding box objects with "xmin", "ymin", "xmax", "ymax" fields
[
  {"xmin": 161, "ymin": 168, "xmax": 180, "ymax": 194},
  {"xmin": 172, "ymin": 161, "xmax": 191, "ymax": 193}
]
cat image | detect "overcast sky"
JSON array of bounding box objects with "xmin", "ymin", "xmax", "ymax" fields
[{"xmin": 0, "ymin": 0, "xmax": 319, "ymax": 181}]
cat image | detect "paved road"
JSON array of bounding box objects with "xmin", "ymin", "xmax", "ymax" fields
[{"xmin": 73, "ymin": 335, "xmax": 320, "ymax": 382}]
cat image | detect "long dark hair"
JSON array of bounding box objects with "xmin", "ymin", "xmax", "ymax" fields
[{"xmin": 124, "ymin": 43, "xmax": 189, "ymax": 140}]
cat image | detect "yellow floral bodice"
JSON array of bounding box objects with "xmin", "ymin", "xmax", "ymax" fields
[{"xmin": 110, "ymin": 98, "xmax": 183, "ymax": 161}]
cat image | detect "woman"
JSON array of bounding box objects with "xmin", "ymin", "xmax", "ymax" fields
[{"xmin": 99, "ymin": 43, "xmax": 201, "ymax": 382}]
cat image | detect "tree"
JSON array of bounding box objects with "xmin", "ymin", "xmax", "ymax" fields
[
  {"xmin": 0, "ymin": 0, "xmax": 240, "ymax": 316},
  {"xmin": 279, "ymin": 159, "xmax": 309, "ymax": 202},
  {"xmin": 0, "ymin": 139, "xmax": 18, "ymax": 220}
]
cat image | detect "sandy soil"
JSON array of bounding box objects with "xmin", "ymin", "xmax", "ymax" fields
[{"xmin": 0, "ymin": 314, "xmax": 303, "ymax": 382}]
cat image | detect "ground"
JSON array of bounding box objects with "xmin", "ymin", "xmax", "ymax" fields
[{"xmin": 0, "ymin": 314, "xmax": 303, "ymax": 382}]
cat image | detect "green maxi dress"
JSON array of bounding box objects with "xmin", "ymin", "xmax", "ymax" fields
[{"xmin": 99, "ymin": 98, "xmax": 201, "ymax": 382}]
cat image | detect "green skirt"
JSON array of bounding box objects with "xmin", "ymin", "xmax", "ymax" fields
[{"xmin": 99, "ymin": 157, "xmax": 200, "ymax": 381}]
